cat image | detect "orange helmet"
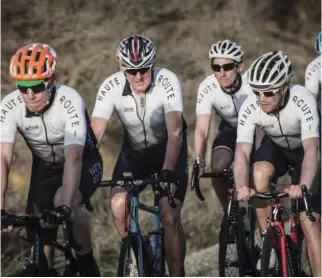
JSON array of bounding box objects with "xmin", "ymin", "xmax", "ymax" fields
[{"xmin": 9, "ymin": 43, "xmax": 57, "ymax": 87}]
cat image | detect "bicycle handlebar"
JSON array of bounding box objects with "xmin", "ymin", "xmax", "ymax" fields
[
  {"xmin": 99, "ymin": 174, "xmax": 176, "ymax": 208},
  {"xmin": 191, "ymin": 162, "xmax": 233, "ymax": 201},
  {"xmin": 1, "ymin": 210, "xmax": 82, "ymax": 251},
  {"xmin": 250, "ymin": 186, "xmax": 316, "ymax": 222}
]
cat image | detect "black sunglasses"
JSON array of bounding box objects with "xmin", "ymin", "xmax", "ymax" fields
[
  {"xmin": 253, "ymin": 90, "xmax": 279, "ymax": 97},
  {"xmin": 17, "ymin": 83, "xmax": 46, "ymax": 94},
  {"xmin": 211, "ymin": 63, "xmax": 236, "ymax": 72},
  {"xmin": 125, "ymin": 67, "xmax": 151, "ymax": 75}
]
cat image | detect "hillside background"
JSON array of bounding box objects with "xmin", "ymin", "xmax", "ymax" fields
[{"xmin": 1, "ymin": 0, "xmax": 321, "ymax": 276}]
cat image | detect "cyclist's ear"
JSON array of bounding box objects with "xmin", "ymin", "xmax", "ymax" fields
[{"xmin": 237, "ymin": 62, "xmax": 244, "ymax": 72}]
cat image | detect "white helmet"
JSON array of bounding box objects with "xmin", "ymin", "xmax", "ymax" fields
[
  {"xmin": 116, "ymin": 34, "xmax": 156, "ymax": 69},
  {"xmin": 209, "ymin": 39, "xmax": 244, "ymax": 63},
  {"xmin": 247, "ymin": 51, "xmax": 293, "ymax": 91}
]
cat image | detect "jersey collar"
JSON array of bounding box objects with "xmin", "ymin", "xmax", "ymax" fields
[{"xmin": 25, "ymin": 86, "xmax": 56, "ymax": 118}]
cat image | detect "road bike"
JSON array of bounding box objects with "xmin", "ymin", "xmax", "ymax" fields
[
  {"xmin": 1, "ymin": 210, "xmax": 81, "ymax": 276},
  {"xmin": 191, "ymin": 166, "xmax": 258, "ymax": 277},
  {"xmin": 252, "ymin": 187, "xmax": 314, "ymax": 277},
  {"xmin": 99, "ymin": 172, "xmax": 176, "ymax": 277}
]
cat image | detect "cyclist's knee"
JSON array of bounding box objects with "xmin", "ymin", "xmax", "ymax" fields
[
  {"xmin": 252, "ymin": 161, "xmax": 274, "ymax": 191},
  {"xmin": 211, "ymin": 148, "xmax": 233, "ymax": 173},
  {"xmin": 111, "ymin": 192, "xmax": 129, "ymax": 221}
]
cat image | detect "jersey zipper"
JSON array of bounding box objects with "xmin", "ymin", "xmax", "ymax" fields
[
  {"xmin": 41, "ymin": 115, "xmax": 56, "ymax": 163},
  {"xmin": 131, "ymin": 94, "xmax": 148, "ymax": 148},
  {"xmin": 275, "ymin": 113, "xmax": 291, "ymax": 150}
]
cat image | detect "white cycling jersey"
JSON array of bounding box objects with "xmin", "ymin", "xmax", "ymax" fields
[
  {"xmin": 0, "ymin": 85, "xmax": 92, "ymax": 163},
  {"xmin": 196, "ymin": 73, "xmax": 253, "ymax": 128},
  {"xmin": 237, "ymin": 84, "xmax": 320, "ymax": 149},
  {"xmin": 305, "ymin": 56, "xmax": 321, "ymax": 111},
  {"xmin": 92, "ymin": 67, "xmax": 184, "ymax": 150}
]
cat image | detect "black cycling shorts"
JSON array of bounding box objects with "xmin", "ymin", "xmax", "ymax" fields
[
  {"xmin": 252, "ymin": 135, "xmax": 321, "ymax": 214},
  {"xmin": 111, "ymin": 133, "xmax": 189, "ymax": 204},
  {"xmin": 26, "ymin": 149, "xmax": 103, "ymax": 244},
  {"xmin": 211, "ymin": 121, "xmax": 237, "ymax": 155}
]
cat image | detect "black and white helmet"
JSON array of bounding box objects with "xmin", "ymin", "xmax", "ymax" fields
[
  {"xmin": 209, "ymin": 39, "xmax": 244, "ymax": 63},
  {"xmin": 116, "ymin": 34, "xmax": 156, "ymax": 69},
  {"xmin": 247, "ymin": 51, "xmax": 293, "ymax": 90}
]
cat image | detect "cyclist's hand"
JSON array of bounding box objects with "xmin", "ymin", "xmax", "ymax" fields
[
  {"xmin": 236, "ymin": 186, "xmax": 255, "ymax": 202},
  {"xmin": 1, "ymin": 210, "xmax": 13, "ymax": 233},
  {"xmin": 159, "ymin": 169, "xmax": 178, "ymax": 198},
  {"xmin": 284, "ymin": 184, "xmax": 302, "ymax": 199},
  {"xmin": 40, "ymin": 205, "xmax": 71, "ymax": 229}
]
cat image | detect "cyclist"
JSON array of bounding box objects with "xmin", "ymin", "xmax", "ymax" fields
[
  {"xmin": 193, "ymin": 39, "xmax": 254, "ymax": 209},
  {"xmin": 305, "ymin": 31, "xmax": 321, "ymax": 113},
  {"xmin": 1, "ymin": 43, "xmax": 102, "ymax": 276},
  {"xmin": 234, "ymin": 50, "xmax": 321, "ymax": 276},
  {"xmin": 91, "ymin": 34, "xmax": 188, "ymax": 276}
]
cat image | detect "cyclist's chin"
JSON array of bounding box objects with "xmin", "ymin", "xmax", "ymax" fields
[
  {"xmin": 260, "ymin": 104, "xmax": 275, "ymax": 113},
  {"xmin": 133, "ymin": 82, "xmax": 150, "ymax": 93},
  {"xmin": 26, "ymin": 102, "xmax": 46, "ymax": 112}
]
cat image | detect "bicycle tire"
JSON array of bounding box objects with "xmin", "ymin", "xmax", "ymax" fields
[
  {"xmin": 20, "ymin": 263, "xmax": 50, "ymax": 277},
  {"xmin": 118, "ymin": 234, "xmax": 151, "ymax": 277},
  {"xmin": 297, "ymin": 231, "xmax": 312, "ymax": 277},
  {"xmin": 151, "ymin": 230, "xmax": 166, "ymax": 277},
  {"xmin": 219, "ymin": 201, "xmax": 246, "ymax": 277},
  {"xmin": 260, "ymin": 226, "xmax": 284, "ymax": 277}
]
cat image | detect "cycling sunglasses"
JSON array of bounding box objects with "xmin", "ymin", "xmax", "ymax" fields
[
  {"xmin": 253, "ymin": 88, "xmax": 280, "ymax": 97},
  {"xmin": 125, "ymin": 67, "xmax": 151, "ymax": 75},
  {"xmin": 17, "ymin": 83, "xmax": 47, "ymax": 94},
  {"xmin": 211, "ymin": 63, "xmax": 236, "ymax": 72}
]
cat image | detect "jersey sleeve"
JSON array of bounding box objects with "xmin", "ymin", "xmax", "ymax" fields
[
  {"xmin": 196, "ymin": 82, "xmax": 213, "ymax": 115},
  {"xmin": 91, "ymin": 78, "xmax": 116, "ymax": 120},
  {"xmin": 0, "ymin": 97, "xmax": 17, "ymax": 143},
  {"xmin": 297, "ymin": 90, "xmax": 320, "ymax": 141},
  {"xmin": 236, "ymin": 97, "xmax": 257, "ymax": 144},
  {"xmin": 61, "ymin": 91, "xmax": 88, "ymax": 147},
  {"xmin": 305, "ymin": 64, "xmax": 320, "ymax": 99},
  {"xmin": 161, "ymin": 71, "xmax": 184, "ymax": 113}
]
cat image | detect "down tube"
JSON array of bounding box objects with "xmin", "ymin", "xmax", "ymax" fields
[{"xmin": 130, "ymin": 196, "xmax": 139, "ymax": 233}]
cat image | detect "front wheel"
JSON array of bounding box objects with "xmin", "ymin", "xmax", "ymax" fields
[
  {"xmin": 260, "ymin": 226, "xmax": 284, "ymax": 277},
  {"xmin": 118, "ymin": 234, "xmax": 151, "ymax": 277},
  {"xmin": 219, "ymin": 201, "xmax": 247, "ymax": 277}
]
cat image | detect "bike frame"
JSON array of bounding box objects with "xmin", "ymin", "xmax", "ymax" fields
[
  {"xmin": 128, "ymin": 189, "xmax": 163, "ymax": 275},
  {"xmin": 266, "ymin": 202, "xmax": 299, "ymax": 277}
]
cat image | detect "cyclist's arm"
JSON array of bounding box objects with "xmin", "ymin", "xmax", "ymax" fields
[
  {"xmin": 1, "ymin": 143, "xmax": 14, "ymax": 210},
  {"xmin": 91, "ymin": 79, "xmax": 116, "ymax": 147},
  {"xmin": 91, "ymin": 117, "xmax": 109, "ymax": 147},
  {"xmin": 194, "ymin": 114, "xmax": 211, "ymax": 159},
  {"xmin": 234, "ymin": 142, "xmax": 252, "ymax": 189},
  {"xmin": 60, "ymin": 91, "xmax": 87, "ymax": 208},
  {"xmin": 234, "ymin": 97, "xmax": 257, "ymax": 188},
  {"xmin": 61, "ymin": 144, "xmax": 84, "ymax": 207},
  {"xmin": 299, "ymin": 90, "xmax": 320, "ymax": 189},
  {"xmin": 162, "ymin": 70, "xmax": 184, "ymax": 171},
  {"xmin": 163, "ymin": 111, "xmax": 183, "ymax": 171},
  {"xmin": 305, "ymin": 64, "xmax": 320, "ymax": 99},
  {"xmin": 300, "ymin": 138, "xmax": 320, "ymax": 189}
]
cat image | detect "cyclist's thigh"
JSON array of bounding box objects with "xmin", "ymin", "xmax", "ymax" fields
[
  {"xmin": 251, "ymin": 136, "xmax": 288, "ymax": 182},
  {"xmin": 26, "ymin": 155, "xmax": 63, "ymax": 244},
  {"xmin": 79, "ymin": 149, "xmax": 103, "ymax": 203}
]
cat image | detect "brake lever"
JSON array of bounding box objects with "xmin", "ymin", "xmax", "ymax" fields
[
  {"xmin": 301, "ymin": 186, "xmax": 316, "ymax": 222},
  {"xmin": 62, "ymin": 220, "xmax": 82, "ymax": 251},
  {"xmin": 191, "ymin": 163, "xmax": 205, "ymax": 201}
]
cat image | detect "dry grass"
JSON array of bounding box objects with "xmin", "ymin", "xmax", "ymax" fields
[{"xmin": 1, "ymin": 0, "xmax": 320, "ymax": 276}]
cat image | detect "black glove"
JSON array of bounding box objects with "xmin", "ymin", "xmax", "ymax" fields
[
  {"xmin": 159, "ymin": 170, "xmax": 178, "ymax": 198},
  {"xmin": 41, "ymin": 205, "xmax": 71, "ymax": 227}
]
